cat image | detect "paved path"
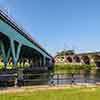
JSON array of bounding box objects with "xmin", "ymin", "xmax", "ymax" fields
[{"xmin": 0, "ymin": 84, "xmax": 98, "ymax": 94}]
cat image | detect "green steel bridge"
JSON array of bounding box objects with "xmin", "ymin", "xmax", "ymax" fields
[
  {"xmin": 0, "ymin": 9, "xmax": 54, "ymax": 86},
  {"xmin": 0, "ymin": 9, "xmax": 53, "ymax": 68}
]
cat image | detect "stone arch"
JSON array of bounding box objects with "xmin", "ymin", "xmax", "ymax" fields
[
  {"xmin": 66, "ymin": 56, "xmax": 72, "ymax": 63},
  {"xmin": 73, "ymin": 56, "xmax": 80, "ymax": 63},
  {"xmin": 81, "ymin": 55, "xmax": 90, "ymax": 65},
  {"xmin": 92, "ymin": 55, "xmax": 100, "ymax": 67}
]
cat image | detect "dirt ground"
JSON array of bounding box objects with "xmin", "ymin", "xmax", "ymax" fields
[{"xmin": 0, "ymin": 84, "xmax": 98, "ymax": 94}]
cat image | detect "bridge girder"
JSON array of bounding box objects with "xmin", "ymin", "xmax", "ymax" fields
[{"xmin": 0, "ymin": 19, "xmax": 51, "ymax": 59}]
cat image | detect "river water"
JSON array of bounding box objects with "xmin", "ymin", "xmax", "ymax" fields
[{"xmin": 51, "ymin": 70, "xmax": 100, "ymax": 85}]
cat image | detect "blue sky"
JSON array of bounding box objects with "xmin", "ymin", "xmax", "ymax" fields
[{"xmin": 0, "ymin": 0, "xmax": 100, "ymax": 55}]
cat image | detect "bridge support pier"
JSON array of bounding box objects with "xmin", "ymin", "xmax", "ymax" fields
[
  {"xmin": 43, "ymin": 56, "xmax": 46, "ymax": 67},
  {"xmin": 39, "ymin": 57, "xmax": 42, "ymax": 67}
]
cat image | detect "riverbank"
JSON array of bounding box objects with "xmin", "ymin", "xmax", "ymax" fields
[
  {"xmin": 0, "ymin": 85, "xmax": 100, "ymax": 100},
  {"xmin": 0, "ymin": 84, "xmax": 98, "ymax": 94}
]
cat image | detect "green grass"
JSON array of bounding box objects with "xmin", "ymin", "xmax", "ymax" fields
[
  {"xmin": 54, "ymin": 64, "xmax": 95, "ymax": 73},
  {"xmin": 0, "ymin": 87, "xmax": 100, "ymax": 100}
]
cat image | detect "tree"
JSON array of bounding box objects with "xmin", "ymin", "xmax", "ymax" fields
[
  {"xmin": 65, "ymin": 50, "xmax": 75, "ymax": 55},
  {"xmin": 57, "ymin": 50, "xmax": 75, "ymax": 56}
]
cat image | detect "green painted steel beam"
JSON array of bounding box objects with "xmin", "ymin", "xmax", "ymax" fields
[
  {"xmin": 10, "ymin": 40, "xmax": 22, "ymax": 65},
  {"xmin": 0, "ymin": 41, "xmax": 11, "ymax": 67}
]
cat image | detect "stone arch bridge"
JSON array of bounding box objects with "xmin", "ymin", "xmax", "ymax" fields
[{"xmin": 54, "ymin": 52, "xmax": 100, "ymax": 66}]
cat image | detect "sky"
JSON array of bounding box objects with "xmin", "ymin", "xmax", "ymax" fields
[{"xmin": 0, "ymin": 0, "xmax": 100, "ymax": 56}]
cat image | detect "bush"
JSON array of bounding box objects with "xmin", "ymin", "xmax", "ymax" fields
[{"xmin": 82, "ymin": 64, "xmax": 93, "ymax": 71}]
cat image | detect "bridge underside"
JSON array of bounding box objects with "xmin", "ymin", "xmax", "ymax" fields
[{"xmin": 0, "ymin": 32, "xmax": 53, "ymax": 71}]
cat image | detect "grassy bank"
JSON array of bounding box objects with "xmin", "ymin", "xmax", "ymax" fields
[
  {"xmin": 0, "ymin": 87, "xmax": 100, "ymax": 100},
  {"xmin": 54, "ymin": 64, "xmax": 96, "ymax": 73}
]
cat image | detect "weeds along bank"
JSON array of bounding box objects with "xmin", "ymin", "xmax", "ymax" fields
[{"xmin": 54, "ymin": 64, "xmax": 96, "ymax": 74}]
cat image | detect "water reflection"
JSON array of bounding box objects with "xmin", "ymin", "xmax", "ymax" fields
[{"xmin": 52, "ymin": 69, "xmax": 100, "ymax": 85}]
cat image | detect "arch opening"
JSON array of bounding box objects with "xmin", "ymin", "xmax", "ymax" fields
[
  {"xmin": 66, "ymin": 56, "xmax": 72, "ymax": 63},
  {"xmin": 73, "ymin": 56, "xmax": 80, "ymax": 63},
  {"xmin": 81, "ymin": 56, "xmax": 90, "ymax": 65},
  {"xmin": 92, "ymin": 55, "xmax": 100, "ymax": 67}
]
